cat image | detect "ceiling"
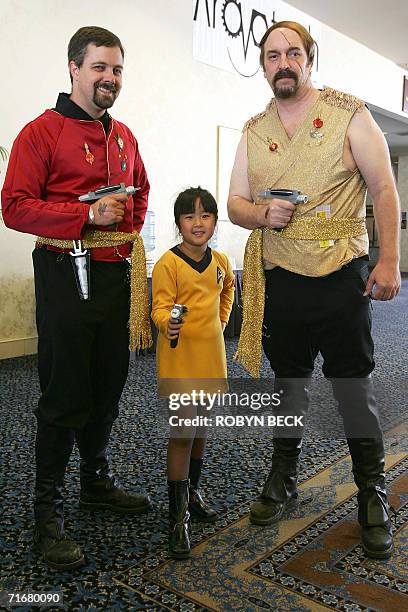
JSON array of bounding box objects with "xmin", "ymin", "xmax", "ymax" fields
[
  {"xmin": 370, "ymin": 107, "xmax": 408, "ymax": 155},
  {"xmin": 287, "ymin": 0, "xmax": 408, "ymax": 67},
  {"xmin": 287, "ymin": 0, "xmax": 408, "ymax": 154}
]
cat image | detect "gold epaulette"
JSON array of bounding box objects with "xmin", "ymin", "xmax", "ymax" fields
[
  {"xmin": 320, "ymin": 87, "xmax": 364, "ymax": 113},
  {"xmin": 242, "ymin": 99, "xmax": 275, "ymax": 132}
]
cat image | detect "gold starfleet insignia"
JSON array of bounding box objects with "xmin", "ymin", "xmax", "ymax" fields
[
  {"xmin": 84, "ymin": 143, "xmax": 94, "ymax": 165},
  {"xmin": 115, "ymin": 134, "xmax": 124, "ymax": 154}
]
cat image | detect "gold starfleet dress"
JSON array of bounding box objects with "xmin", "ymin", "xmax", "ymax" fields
[
  {"xmin": 152, "ymin": 247, "xmax": 235, "ymax": 395},
  {"xmin": 236, "ymin": 87, "xmax": 369, "ymax": 376}
]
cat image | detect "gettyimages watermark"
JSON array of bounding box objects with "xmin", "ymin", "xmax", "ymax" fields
[
  {"xmin": 167, "ymin": 388, "xmax": 303, "ymax": 429},
  {"xmin": 168, "ymin": 388, "xmax": 281, "ymax": 410},
  {"xmin": 153, "ymin": 377, "xmax": 407, "ymax": 439},
  {"xmin": 157, "ymin": 378, "xmax": 308, "ymax": 439}
]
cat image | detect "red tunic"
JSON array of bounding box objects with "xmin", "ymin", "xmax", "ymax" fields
[{"xmin": 1, "ymin": 106, "xmax": 149, "ymax": 261}]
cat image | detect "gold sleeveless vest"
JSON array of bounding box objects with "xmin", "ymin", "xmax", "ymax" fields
[
  {"xmin": 246, "ymin": 87, "xmax": 369, "ymax": 276},
  {"xmin": 235, "ymin": 88, "xmax": 369, "ymax": 377}
]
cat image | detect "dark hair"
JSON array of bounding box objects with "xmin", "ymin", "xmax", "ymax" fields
[
  {"xmin": 259, "ymin": 21, "xmax": 315, "ymax": 69},
  {"xmin": 68, "ymin": 26, "xmax": 124, "ymax": 83},
  {"xmin": 174, "ymin": 187, "xmax": 218, "ymax": 229}
]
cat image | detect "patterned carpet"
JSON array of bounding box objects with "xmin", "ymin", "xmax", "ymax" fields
[{"xmin": 0, "ymin": 279, "xmax": 407, "ymax": 611}]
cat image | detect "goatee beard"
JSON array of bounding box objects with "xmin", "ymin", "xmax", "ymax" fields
[
  {"xmin": 93, "ymin": 82, "xmax": 117, "ymax": 109},
  {"xmin": 272, "ymin": 69, "xmax": 298, "ymax": 99},
  {"xmin": 274, "ymin": 84, "xmax": 297, "ymax": 99},
  {"xmin": 93, "ymin": 92, "xmax": 115, "ymax": 109}
]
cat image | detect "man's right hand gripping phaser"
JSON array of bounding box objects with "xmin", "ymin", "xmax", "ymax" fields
[
  {"xmin": 170, "ymin": 304, "xmax": 188, "ymax": 349},
  {"xmin": 258, "ymin": 188, "xmax": 308, "ymax": 232}
]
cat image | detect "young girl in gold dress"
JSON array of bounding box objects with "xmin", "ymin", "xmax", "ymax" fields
[{"xmin": 152, "ymin": 187, "xmax": 234, "ymax": 558}]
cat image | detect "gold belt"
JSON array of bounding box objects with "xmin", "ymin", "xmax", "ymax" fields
[
  {"xmin": 266, "ymin": 216, "xmax": 366, "ymax": 240},
  {"xmin": 234, "ymin": 217, "xmax": 367, "ymax": 377},
  {"xmin": 36, "ymin": 229, "xmax": 152, "ymax": 351}
]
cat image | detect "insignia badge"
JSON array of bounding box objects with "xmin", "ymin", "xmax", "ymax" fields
[
  {"xmin": 84, "ymin": 142, "xmax": 94, "ymax": 165},
  {"xmin": 115, "ymin": 134, "xmax": 124, "ymax": 154},
  {"xmin": 217, "ymin": 266, "xmax": 223, "ymax": 284},
  {"xmin": 309, "ymin": 117, "xmax": 325, "ymax": 145},
  {"xmin": 267, "ymin": 137, "xmax": 278, "ymax": 152}
]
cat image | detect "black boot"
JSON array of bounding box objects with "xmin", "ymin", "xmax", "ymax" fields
[
  {"xmin": 348, "ymin": 438, "xmax": 394, "ymax": 559},
  {"xmin": 250, "ymin": 437, "xmax": 301, "ymax": 525},
  {"xmin": 34, "ymin": 421, "xmax": 85, "ymax": 570},
  {"xmin": 168, "ymin": 480, "xmax": 191, "ymax": 559},
  {"xmin": 331, "ymin": 377, "xmax": 394, "ymax": 559},
  {"xmin": 188, "ymin": 458, "xmax": 217, "ymax": 523},
  {"xmin": 76, "ymin": 421, "xmax": 152, "ymax": 514},
  {"xmin": 250, "ymin": 377, "xmax": 308, "ymax": 526}
]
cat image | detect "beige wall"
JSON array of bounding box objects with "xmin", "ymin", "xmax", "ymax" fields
[
  {"xmin": 398, "ymin": 156, "xmax": 408, "ymax": 272},
  {"xmin": 1, "ymin": 0, "xmax": 408, "ymax": 357}
]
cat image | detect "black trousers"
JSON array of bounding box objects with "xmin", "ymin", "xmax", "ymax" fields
[
  {"xmin": 33, "ymin": 248, "xmax": 131, "ymax": 429},
  {"xmin": 262, "ymin": 257, "xmax": 374, "ymax": 378}
]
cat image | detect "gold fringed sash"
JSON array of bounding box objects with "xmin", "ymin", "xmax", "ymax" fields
[
  {"xmin": 234, "ymin": 229, "xmax": 264, "ymax": 378},
  {"xmin": 234, "ymin": 217, "xmax": 367, "ymax": 377},
  {"xmin": 36, "ymin": 230, "xmax": 152, "ymax": 351},
  {"xmin": 267, "ymin": 216, "xmax": 367, "ymax": 241}
]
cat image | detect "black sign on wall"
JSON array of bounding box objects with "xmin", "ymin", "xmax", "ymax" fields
[{"xmin": 193, "ymin": 0, "xmax": 321, "ymax": 79}]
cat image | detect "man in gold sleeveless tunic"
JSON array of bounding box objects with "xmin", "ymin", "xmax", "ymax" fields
[{"xmin": 228, "ymin": 21, "xmax": 401, "ymax": 559}]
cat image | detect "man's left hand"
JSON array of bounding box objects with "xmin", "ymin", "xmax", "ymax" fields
[{"xmin": 364, "ymin": 260, "xmax": 401, "ymax": 300}]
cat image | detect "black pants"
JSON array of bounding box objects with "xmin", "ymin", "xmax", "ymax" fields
[
  {"xmin": 262, "ymin": 257, "xmax": 374, "ymax": 378},
  {"xmin": 33, "ymin": 248, "xmax": 131, "ymax": 429}
]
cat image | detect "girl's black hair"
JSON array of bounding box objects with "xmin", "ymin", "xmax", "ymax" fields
[{"xmin": 174, "ymin": 186, "xmax": 218, "ymax": 229}]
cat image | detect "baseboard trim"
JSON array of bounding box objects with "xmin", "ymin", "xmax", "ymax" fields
[{"xmin": 0, "ymin": 337, "xmax": 38, "ymax": 360}]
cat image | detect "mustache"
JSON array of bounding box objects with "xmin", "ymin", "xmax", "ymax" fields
[
  {"xmin": 94, "ymin": 81, "xmax": 117, "ymax": 93},
  {"xmin": 273, "ymin": 70, "xmax": 298, "ymax": 84}
]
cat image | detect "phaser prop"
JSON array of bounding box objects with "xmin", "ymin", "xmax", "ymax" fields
[
  {"xmin": 70, "ymin": 240, "xmax": 91, "ymax": 300},
  {"xmin": 258, "ymin": 188, "xmax": 308, "ymax": 232},
  {"xmin": 78, "ymin": 183, "xmax": 140, "ymax": 202},
  {"xmin": 170, "ymin": 304, "xmax": 188, "ymax": 349}
]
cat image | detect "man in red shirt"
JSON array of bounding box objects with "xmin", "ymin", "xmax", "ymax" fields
[{"xmin": 2, "ymin": 26, "xmax": 152, "ymax": 570}]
